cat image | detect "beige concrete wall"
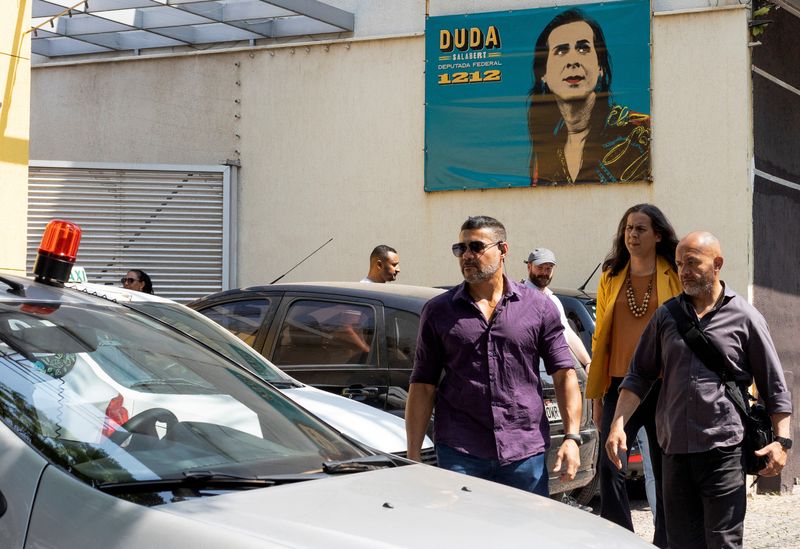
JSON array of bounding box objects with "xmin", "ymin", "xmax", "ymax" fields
[
  {"xmin": 1, "ymin": 0, "xmax": 31, "ymax": 274},
  {"xmin": 30, "ymin": 6, "xmax": 753, "ymax": 294},
  {"xmin": 651, "ymin": 6, "xmax": 753, "ymax": 295},
  {"xmin": 30, "ymin": 55, "xmax": 238, "ymax": 165}
]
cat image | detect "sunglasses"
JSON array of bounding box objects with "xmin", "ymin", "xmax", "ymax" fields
[
  {"xmin": 451, "ymin": 240, "xmax": 503, "ymax": 257},
  {"xmin": 121, "ymin": 277, "xmax": 139, "ymax": 284}
]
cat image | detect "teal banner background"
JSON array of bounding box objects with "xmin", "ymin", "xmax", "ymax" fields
[{"xmin": 424, "ymin": 0, "xmax": 651, "ymax": 191}]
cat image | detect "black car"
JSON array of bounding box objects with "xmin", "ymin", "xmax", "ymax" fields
[
  {"xmin": 552, "ymin": 287, "xmax": 644, "ymax": 483},
  {"xmin": 551, "ymin": 287, "xmax": 596, "ymax": 354},
  {"xmin": 189, "ymin": 282, "xmax": 599, "ymax": 502}
]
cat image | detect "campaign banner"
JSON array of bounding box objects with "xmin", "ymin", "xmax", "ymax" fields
[{"xmin": 424, "ymin": 0, "xmax": 651, "ymax": 191}]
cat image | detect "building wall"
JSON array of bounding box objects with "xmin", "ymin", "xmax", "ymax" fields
[
  {"xmin": 30, "ymin": 6, "xmax": 752, "ymax": 295},
  {"xmin": 752, "ymin": 5, "xmax": 800, "ymax": 493},
  {"xmin": 1, "ymin": 0, "xmax": 31, "ymax": 274}
]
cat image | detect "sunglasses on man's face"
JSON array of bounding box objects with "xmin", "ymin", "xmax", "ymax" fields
[
  {"xmin": 121, "ymin": 277, "xmax": 139, "ymax": 284},
  {"xmin": 451, "ymin": 240, "xmax": 503, "ymax": 257}
]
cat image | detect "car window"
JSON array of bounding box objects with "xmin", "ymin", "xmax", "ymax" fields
[
  {"xmin": 198, "ymin": 299, "xmax": 270, "ymax": 346},
  {"xmin": 128, "ymin": 301, "xmax": 293, "ymax": 384},
  {"xmin": 386, "ymin": 308, "xmax": 418, "ymax": 370},
  {"xmin": 272, "ymin": 300, "xmax": 376, "ymax": 366},
  {"xmin": 0, "ymin": 301, "xmax": 363, "ymax": 504}
]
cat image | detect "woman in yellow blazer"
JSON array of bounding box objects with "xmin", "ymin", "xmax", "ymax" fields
[{"xmin": 587, "ymin": 204, "xmax": 680, "ymax": 549}]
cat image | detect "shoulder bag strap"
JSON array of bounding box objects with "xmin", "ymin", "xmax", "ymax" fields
[{"xmin": 663, "ymin": 297, "xmax": 750, "ymax": 418}]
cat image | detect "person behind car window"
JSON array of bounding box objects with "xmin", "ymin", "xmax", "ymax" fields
[
  {"xmin": 328, "ymin": 306, "xmax": 372, "ymax": 356},
  {"xmin": 523, "ymin": 247, "xmax": 591, "ymax": 368},
  {"xmin": 360, "ymin": 245, "xmax": 400, "ymax": 283},
  {"xmin": 121, "ymin": 269, "xmax": 154, "ymax": 294},
  {"xmin": 585, "ymin": 203, "xmax": 680, "ymax": 548},
  {"xmin": 606, "ymin": 231, "xmax": 792, "ymax": 549},
  {"xmin": 405, "ymin": 215, "xmax": 582, "ymax": 496}
]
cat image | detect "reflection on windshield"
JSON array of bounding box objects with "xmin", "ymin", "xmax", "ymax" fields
[
  {"xmin": 126, "ymin": 302, "xmax": 292, "ymax": 384},
  {"xmin": 0, "ymin": 302, "xmax": 363, "ymax": 503}
]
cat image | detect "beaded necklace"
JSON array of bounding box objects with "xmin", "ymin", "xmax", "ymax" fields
[{"xmin": 625, "ymin": 273, "xmax": 653, "ymax": 318}]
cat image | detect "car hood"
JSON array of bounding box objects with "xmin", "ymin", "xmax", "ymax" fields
[
  {"xmin": 281, "ymin": 385, "xmax": 432, "ymax": 454},
  {"xmin": 160, "ymin": 465, "xmax": 649, "ymax": 548}
]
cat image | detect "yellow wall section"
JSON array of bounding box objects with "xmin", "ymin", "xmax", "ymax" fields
[{"xmin": 0, "ymin": 0, "xmax": 31, "ymax": 274}]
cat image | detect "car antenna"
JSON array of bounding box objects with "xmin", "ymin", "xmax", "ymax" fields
[
  {"xmin": 270, "ymin": 237, "xmax": 334, "ymax": 284},
  {"xmin": 577, "ymin": 262, "xmax": 601, "ymax": 298}
]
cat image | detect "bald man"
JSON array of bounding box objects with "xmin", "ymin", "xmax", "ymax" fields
[{"xmin": 605, "ymin": 231, "xmax": 792, "ymax": 549}]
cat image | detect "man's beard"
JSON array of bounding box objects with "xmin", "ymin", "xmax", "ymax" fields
[
  {"xmin": 463, "ymin": 258, "xmax": 501, "ymax": 284},
  {"xmin": 682, "ymin": 274, "xmax": 714, "ymax": 297},
  {"xmin": 529, "ymin": 273, "xmax": 551, "ymax": 289}
]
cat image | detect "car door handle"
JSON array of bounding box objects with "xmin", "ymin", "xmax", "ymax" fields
[
  {"xmin": 0, "ymin": 489, "xmax": 6, "ymax": 518},
  {"xmin": 341, "ymin": 386, "xmax": 380, "ymax": 399}
]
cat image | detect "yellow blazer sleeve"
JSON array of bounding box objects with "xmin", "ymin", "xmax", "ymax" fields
[
  {"xmin": 655, "ymin": 255, "xmax": 682, "ymax": 306},
  {"xmin": 587, "ymin": 266, "xmax": 626, "ymax": 399}
]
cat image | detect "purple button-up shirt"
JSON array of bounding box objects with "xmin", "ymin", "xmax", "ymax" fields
[{"xmin": 410, "ymin": 276, "xmax": 573, "ymax": 464}]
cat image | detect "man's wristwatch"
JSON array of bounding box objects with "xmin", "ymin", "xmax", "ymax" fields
[
  {"xmin": 774, "ymin": 436, "xmax": 793, "ymax": 450},
  {"xmin": 563, "ymin": 433, "xmax": 583, "ymax": 446}
]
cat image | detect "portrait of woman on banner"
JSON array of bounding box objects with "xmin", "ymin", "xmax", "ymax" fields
[{"xmin": 527, "ymin": 9, "xmax": 651, "ymax": 186}]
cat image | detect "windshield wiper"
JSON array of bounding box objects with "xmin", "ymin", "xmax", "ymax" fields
[
  {"xmin": 129, "ymin": 378, "xmax": 216, "ymax": 393},
  {"xmin": 322, "ymin": 455, "xmax": 403, "ymax": 474},
  {"xmin": 265, "ymin": 380, "xmax": 303, "ymax": 389},
  {"xmin": 96, "ymin": 470, "xmax": 319, "ymax": 495}
]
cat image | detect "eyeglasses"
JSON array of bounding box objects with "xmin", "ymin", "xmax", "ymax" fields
[
  {"xmin": 451, "ymin": 240, "xmax": 503, "ymax": 257},
  {"xmin": 121, "ymin": 277, "xmax": 139, "ymax": 284}
]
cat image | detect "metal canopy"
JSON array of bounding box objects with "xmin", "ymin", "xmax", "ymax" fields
[{"xmin": 31, "ymin": 0, "xmax": 355, "ymax": 58}]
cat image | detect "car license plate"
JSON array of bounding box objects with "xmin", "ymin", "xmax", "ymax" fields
[{"xmin": 544, "ymin": 399, "xmax": 561, "ymax": 422}]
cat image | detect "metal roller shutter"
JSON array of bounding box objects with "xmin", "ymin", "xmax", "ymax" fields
[{"xmin": 27, "ymin": 162, "xmax": 234, "ymax": 303}]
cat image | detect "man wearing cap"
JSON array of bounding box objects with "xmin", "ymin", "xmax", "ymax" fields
[{"xmin": 525, "ymin": 248, "xmax": 592, "ymax": 368}]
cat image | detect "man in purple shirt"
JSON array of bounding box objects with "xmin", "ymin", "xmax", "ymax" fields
[
  {"xmin": 606, "ymin": 232, "xmax": 792, "ymax": 548},
  {"xmin": 405, "ymin": 215, "xmax": 583, "ymax": 496}
]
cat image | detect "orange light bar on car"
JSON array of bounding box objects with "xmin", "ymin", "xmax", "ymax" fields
[
  {"xmin": 38, "ymin": 219, "xmax": 82, "ymax": 262},
  {"xmin": 33, "ymin": 219, "xmax": 82, "ymax": 284}
]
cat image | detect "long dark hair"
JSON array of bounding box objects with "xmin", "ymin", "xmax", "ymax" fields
[
  {"xmin": 130, "ymin": 269, "xmax": 154, "ymax": 294},
  {"xmin": 530, "ymin": 9, "xmax": 612, "ymax": 97},
  {"xmin": 602, "ymin": 204, "xmax": 678, "ymax": 276},
  {"xmin": 527, "ymin": 9, "xmax": 613, "ymax": 184}
]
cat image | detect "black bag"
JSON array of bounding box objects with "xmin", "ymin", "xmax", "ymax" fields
[
  {"xmin": 664, "ymin": 298, "xmax": 774, "ymax": 475},
  {"xmin": 742, "ymin": 401, "xmax": 773, "ymax": 474}
]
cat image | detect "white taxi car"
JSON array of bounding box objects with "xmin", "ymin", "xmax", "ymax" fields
[{"xmin": 67, "ymin": 281, "xmax": 436, "ymax": 462}]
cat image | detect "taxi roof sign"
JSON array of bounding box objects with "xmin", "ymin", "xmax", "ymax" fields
[{"xmin": 68, "ymin": 266, "xmax": 87, "ymax": 284}]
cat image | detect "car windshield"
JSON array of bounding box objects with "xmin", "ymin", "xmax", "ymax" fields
[
  {"xmin": 124, "ymin": 301, "xmax": 294, "ymax": 385},
  {"xmin": 0, "ymin": 301, "xmax": 364, "ymax": 502}
]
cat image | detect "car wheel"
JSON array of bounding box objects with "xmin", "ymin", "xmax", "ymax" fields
[{"xmin": 567, "ymin": 469, "xmax": 599, "ymax": 506}]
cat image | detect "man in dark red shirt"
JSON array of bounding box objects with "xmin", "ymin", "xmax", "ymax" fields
[{"xmin": 405, "ymin": 215, "xmax": 583, "ymax": 496}]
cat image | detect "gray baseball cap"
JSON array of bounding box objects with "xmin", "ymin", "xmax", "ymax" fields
[{"xmin": 525, "ymin": 248, "xmax": 557, "ymax": 265}]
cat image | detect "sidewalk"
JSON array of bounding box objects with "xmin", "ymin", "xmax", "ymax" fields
[{"xmin": 625, "ymin": 489, "xmax": 800, "ymax": 548}]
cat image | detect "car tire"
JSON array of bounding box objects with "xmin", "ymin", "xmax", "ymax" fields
[
  {"xmin": 567, "ymin": 469, "xmax": 599, "ymax": 506},
  {"xmin": 566, "ymin": 441, "xmax": 600, "ymax": 506}
]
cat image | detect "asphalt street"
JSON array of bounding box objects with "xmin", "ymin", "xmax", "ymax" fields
[{"xmin": 596, "ymin": 488, "xmax": 800, "ymax": 548}]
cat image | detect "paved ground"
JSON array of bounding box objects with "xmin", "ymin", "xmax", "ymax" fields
[{"xmin": 588, "ymin": 486, "xmax": 800, "ymax": 548}]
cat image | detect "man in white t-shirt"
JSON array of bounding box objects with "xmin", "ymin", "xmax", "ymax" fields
[
  {"xmin": 524, "ymin": 248, "xmax": 591, "ymax": 368},
  {"xmin": 360, "ymin": 245, "xmax": 400, "ymax": 283}
]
